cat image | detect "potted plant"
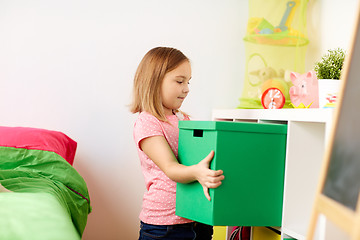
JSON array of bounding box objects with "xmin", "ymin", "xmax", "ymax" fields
[{"xmin": 314, "ymin": 48, "xmax": 346, "ymax": 108}]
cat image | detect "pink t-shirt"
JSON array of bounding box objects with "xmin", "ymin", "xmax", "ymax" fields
[{"xmin": 133, "ymin": 111, "xmax": 192, "ymax": 225}]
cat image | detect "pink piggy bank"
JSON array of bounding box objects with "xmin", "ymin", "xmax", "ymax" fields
[{"xmin": 289, "ymin": 71, "xmax": 319, "ymax": 108}]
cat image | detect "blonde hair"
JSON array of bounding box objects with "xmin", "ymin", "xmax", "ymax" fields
[{"xmin": 130, "ymin": 47, "xmax": 190, "ymax": 122}]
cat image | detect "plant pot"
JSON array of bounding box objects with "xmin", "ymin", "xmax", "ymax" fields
[{"xmin": 318, "ymin": 79, "xmax": 341, "ymax": 108}]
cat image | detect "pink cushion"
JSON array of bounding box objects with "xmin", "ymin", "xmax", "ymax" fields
[{"xmin": 0, "ymin": 126, "xmax": 77, "ymax": 165}]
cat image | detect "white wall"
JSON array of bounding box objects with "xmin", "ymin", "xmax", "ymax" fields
[
  {"xmin": 306, "ymin": 0, "xmax": 359, "ymax": 71},
  {"xmin": 0, "ymin": 1, "xmax": 246, "ymax": 239},
  {"xmin": 0, "ymin": 0, "xmax": 358, "ymax": 239}
]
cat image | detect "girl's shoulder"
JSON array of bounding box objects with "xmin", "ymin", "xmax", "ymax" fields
[
  {"xmin": 138, "ymin": 111, "xmax": 158, "ymax": 121},
  {"xmin": 137, "ymin": 111, "xmax": 189, "ymax": 124},
  {"xmin": 134, "ymin": 112, "xmax": 163, "ymax": 136},
  {"xmin": 135, "ymin": 112, "xmax": 160, "ymax": 128}
]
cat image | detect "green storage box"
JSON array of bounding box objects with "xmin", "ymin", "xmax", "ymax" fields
[{"xmin": 175, "ymin": 121, "xmax": 287, "ymax": 226}]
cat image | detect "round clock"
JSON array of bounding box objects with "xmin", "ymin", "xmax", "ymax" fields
[{"xmin": 261, "ymin": 87, "xmax": 286, "ymax": 109}]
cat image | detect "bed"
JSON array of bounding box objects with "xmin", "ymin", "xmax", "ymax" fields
[{"xmin": 0, "ymin": 126, "xmax": 91, "ymax": 240}]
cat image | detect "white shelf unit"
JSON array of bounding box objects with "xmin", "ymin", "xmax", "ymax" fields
[{"xmin": 211, "ymin": 109, "xmax": 336, "ymax": 240}]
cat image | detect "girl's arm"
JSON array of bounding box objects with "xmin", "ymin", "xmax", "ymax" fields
[{"xmin": 140, "ymin": 135, "xmax": 224, "ymax": 201}]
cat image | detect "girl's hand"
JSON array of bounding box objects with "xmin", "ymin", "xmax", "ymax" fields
[
  {"xmin": 140, "ymin": 136, "xmax": 224, "ymax": 201},
  {"xmin": 194, "ymin": 150, "xmax": 224, "ymax": 201}
]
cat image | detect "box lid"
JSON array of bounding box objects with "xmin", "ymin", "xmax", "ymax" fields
[{"xmin": 178, "ymin": 121, "xmax": 287, "ymax": 134}]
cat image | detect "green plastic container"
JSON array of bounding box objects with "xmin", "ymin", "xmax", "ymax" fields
[{"xmin": 175, "ymin": 121, "xmax": 287, "ymax": 226}]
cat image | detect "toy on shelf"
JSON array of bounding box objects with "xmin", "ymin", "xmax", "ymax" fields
[
  {"xmin": 249, "ymin": 65, "xmax": 285, "ymax": 89},
  {"xmin": 246, "ymin": 58, "xmax": 294, "ymax": 109},
  {"xmin": 289, "ymin": 71, "xmax": 319, "ymax": 108},
  {"xmin": 261, "ymin": 78, "xmax": 290, "ymax": 109},
  {"xmin": 244, "ymin": 0, "xmax": 308, "ymax": 46},
  {"xmin": 248, "ymin": 18, "xmax": 275, "ymax": 35},
  {"xmin": 290, "ymin": 102, "xmax": 312, "ymax": 108},
  {"xmin": 275, "ymin": 1, "xmax": 296, "ymax": 31},
  {"xmin": 253, "ymin": 67, "xmax": 293, "ymax": 109},
  {"xmin": 238, "ymin": 0, "xmax": 309, "ymax": 109}
]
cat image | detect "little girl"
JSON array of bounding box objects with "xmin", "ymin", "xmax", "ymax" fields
[{"xmin": 130, "ymin": 47, "xmax": 225, "ymax": 240}]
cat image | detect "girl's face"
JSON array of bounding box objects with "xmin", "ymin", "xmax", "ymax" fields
[{"xmin": 161, "ymin": 61, "xmax": 191, "ymax": 116}]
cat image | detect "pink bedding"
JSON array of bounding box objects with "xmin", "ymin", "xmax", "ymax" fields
[{"xmin": 0, "ymin": 126, "xmax": 77, "ymax": 165}]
